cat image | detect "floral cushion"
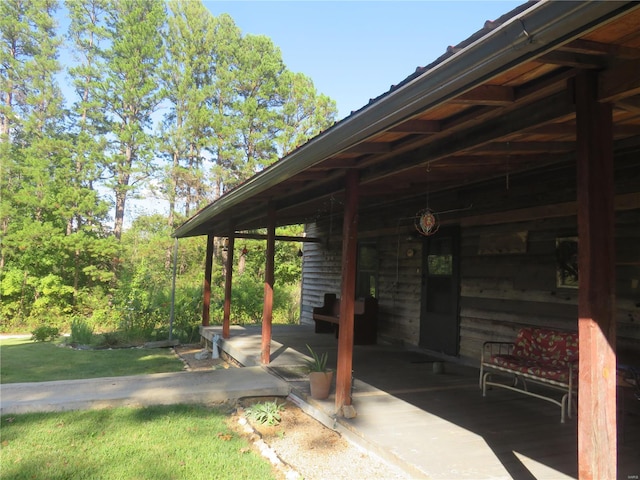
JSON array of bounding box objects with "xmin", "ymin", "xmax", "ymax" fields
[
  {"xmin": 491, "ymin": 354, "xmax": 575, "ymax": 382},
  {"xmin": 490, "ymin": 328, "xmax": 578, "ymax": 383}
]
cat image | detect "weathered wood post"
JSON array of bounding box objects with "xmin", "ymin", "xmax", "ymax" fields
[
  {"xmin": 261, "ymin": 204, "xmax": 276, "ymax": 364},
  {"xmin": 575, "ymin": 70, "xmax": 616, "ymax": 480},
  {"xmin": 222, "ymin": 230, "xmax": 235, "ymax": 339},
  {"xmin": 202, "ymin": 235, "xmax": 214, "ymax": 327},
  {"xmin": 336, "ymin": 171, "xmax": 359, "ymax": 414}
]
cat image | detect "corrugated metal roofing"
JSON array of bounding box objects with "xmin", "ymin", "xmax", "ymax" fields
[{"xmin": 173, "ymin": 0, "xmax": 640, "ymax": 238}]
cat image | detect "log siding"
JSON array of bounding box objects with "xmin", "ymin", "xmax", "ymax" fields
[{"xmin": 300, "ymin": 157, "xmax": 640, "ymax": 365}]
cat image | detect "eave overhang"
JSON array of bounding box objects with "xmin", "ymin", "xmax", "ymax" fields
[{"xmin": 173, "ymin": 0, "xmax": 640, "ymax": 239}]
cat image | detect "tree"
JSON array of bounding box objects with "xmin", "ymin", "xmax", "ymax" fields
[
  {"xmin": 277, "ymin": 71, "xmax": 337, "ymax": 156},
  {"xmin": 207, "ymin": 23, "xmax": 338, "ymax": 197},
  {"xmin": 160, "ymin": 0, "xmax": 217, "ymax": 223},
  {"xmin": 65, "ymin": 0, "xmax": 113, "ymax": 295},
  {"xmin": 0, "ymin": 0, "xmax": 75, "ymax": 322},
  {"xmin": 100, "ymin": 0, "xmax": 166, "ymax": 240}
]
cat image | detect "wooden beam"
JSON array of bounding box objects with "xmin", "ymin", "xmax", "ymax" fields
[
  {"xmin": 525, "ymin": 124, "xmax": 577, "ymax": 136},
  {"xmin": 346, "ymin": 142, "xmax": 392, "ymax": 154},
  {"xmin": 473, "ymin": 141, "xmax": 575, "ymax": 154},
  {"xmin": 388, "ymin": 119, "xmax": 441, "ymax": 134},
  {"xmin": 453, "ymin": 85, "xmax": 515, "ymax": 106},
  {"xmin": 460, "ymin": 192, "xmax": 639, "ymax": 227},
  {"xmin": 336, "ymin": 171, "xmax": 359, "ymax": 413},
  {"xmin": 440, "ymin": 105, "xmax": 499, "ymax": 131},
  {"xmin": 575, "ymin": 70, "xmax": 616, "ymax": 480},
  {"xmin": 431, "ymin": 153, "xmax": 558, "ymax": 168},
  {"xmin": 598, "ymin": 58, "xmax": 640, "ymax": 102},
  {"xmin": 222, "ymin": 231, "xmax": 234, "ymax": 339},
  {"xmin": 231, "ymin": 232, "xmax": 322, "ymax": 243},
  {"xmin": 561, "ymin": 39, "xmax": 640, "ymax": 59},
  {"xmin": 202, "ymin": 235, "xmax": 214, "ymax": 327},
  {"xmin": 536, "ymin": 51, "xmax": 606, "ymax": 69},
  {"xmin": 261, "ymin": 204, "xmax": 276, "ymax": 365},
  {"xmin": 364, "ymin": 90, "xmax": 575, "ymax": 184},
  {"xmin": 616, "ymin": 97, "xmax": 640, "ymax": 115}
]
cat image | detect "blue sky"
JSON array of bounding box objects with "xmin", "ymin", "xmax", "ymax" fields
[
  {"xmin": 204, "ymin": 1, "xmax": 523, "ymax": 119},
  {"xmin": 54, "ymin": 1, "xmax": 524, "ymax": 220}
]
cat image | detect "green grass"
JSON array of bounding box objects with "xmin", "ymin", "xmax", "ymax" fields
[
  {"xmin": 0, "ymin": 404, "xmax": 277, "ymax": 480},
  {"xmin": 0, "ymin": 339, "xmax": 184, "ymax": 384}
]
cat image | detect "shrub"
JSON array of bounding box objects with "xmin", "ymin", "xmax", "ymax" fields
[
  {"xmin": 245, "ymin": 400, "xmax": 285, "ymax": 426},
  {"xmin": 31, "ymin": 325, "xmax": 60, "ymax": 342},
  {"xmin": 70, "ymin": 317, "xmax": 94, "ymax": 345},
  {"xmin": 95, "ymin": 331, "xmax": 124, "ymax": 348}
]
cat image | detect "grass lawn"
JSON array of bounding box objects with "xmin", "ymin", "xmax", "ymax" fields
[
  {"xmin": 0, "ymin": 338, "xmax": 184, "ymax": 384},
  {"xmin": 0, "ymin": 404, "xmax": 277, "ymax": 480}
]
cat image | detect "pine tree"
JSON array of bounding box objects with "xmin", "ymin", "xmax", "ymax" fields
[
  {"xmin": 160, "ymin": 0, "xmax": 217, "ymax": 223},
  {"xmin": 100, "ymin": 0, "xmax": 166, "ymax": 240},
  {"xmin": 0, "ymin": 0, "xmax": 73, "ymax": 321},
  {"xmin": 277, "ymin": 71, "xmax": 337, "ymax": 156},
  {"xmin": 65, "ymin": 0, "xmax": 114, "ymax": 295}
]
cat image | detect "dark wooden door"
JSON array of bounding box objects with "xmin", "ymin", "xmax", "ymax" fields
[{"xmin": 419, "ymin": 227, "xmax": 460, "ymax": 355}]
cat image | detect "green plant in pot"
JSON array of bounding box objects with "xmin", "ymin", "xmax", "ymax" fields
[{"xmin": 305, "ymin": 344, "xmax": 334, "ymax": 400}]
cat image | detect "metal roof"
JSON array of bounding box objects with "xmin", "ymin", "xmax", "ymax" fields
[{"xmin": 173, "ymin": 0, "xmax": 640, "ymax": 238}]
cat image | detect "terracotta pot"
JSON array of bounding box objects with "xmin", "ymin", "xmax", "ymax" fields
[{"xmin": 309, "ymin": 371, "xmax": 334, "ymax": 399}]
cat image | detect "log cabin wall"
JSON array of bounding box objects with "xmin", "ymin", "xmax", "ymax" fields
[{"xmin": 300, "ymin": 153, "xmax": 640, "ymax": 365}]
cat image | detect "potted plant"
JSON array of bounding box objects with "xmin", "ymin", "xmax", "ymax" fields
[{"xmin": 305, "ymin": 344, "xmax": 333, "ymax": 400}]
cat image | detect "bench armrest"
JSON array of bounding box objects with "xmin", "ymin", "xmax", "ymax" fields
[{"xmin": 481, "ymin": 341, "xmax": 515, "ymax": 363}]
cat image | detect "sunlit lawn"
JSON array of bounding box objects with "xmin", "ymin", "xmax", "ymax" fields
[
  {"xmin": 0, "ymin": 338, "xmax": 184, "ymax": 384},
  {"xmin": 0, "ymin": 404, "xmax": 277, "ymax": 480}
]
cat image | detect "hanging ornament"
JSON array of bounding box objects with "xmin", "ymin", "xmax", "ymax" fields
[{"xmin": 414, "ymin": 208, "xmax": 440, "ymax": 236}]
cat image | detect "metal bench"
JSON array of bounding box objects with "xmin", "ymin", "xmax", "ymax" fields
[{"xmin": 479, "ymin": 327, "xmax": 578, "ymax": 423}]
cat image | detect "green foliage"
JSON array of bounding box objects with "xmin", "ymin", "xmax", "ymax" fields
[
  {"xmin": 95, "ymin": 330, "xmax": 124, "ymax": 348},
  {"xmin": 245, "ymin": 400, "xmax": 285, "ymax": 426},
  {"xmin": 0, "ymin": 0, "xmax": 326, "ymax": 339},
  {"xmin": 231, "ymin": 273, "xmax": 266, "ymax": 323},
  {"xmin": 30, "ymin": 325, "xmax": 60, "ymax": 342},
  {"xmin": 305, "ymin": 344, "xmax": 328, "ymax": 372},
  {"xmin": 169, "ymin": 286, "xmax": 203, "ymax": 343},
  {"xmin": 70, "ymin": 317, "xmax": 94, "ymax": 345}
]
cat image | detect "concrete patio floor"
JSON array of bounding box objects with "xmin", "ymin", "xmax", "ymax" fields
[{"xmin": 202, "ymin": 323, "xmax": 640, "ymax": 480}]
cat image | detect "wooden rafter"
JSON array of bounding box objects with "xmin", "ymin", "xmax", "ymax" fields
[
  {"xmin": 452, "ymin": 85, "xmax": 515, "ymax": 105},
  {"xmin": 537, "ymin": 51, "xmax": 608, "ymax": 69},
  {"xmin": 599, "ymin": 58, "xmax": 640, "ymax": 102},
  {"xmin": 388, "ymin": 119, "xmax": 441, "ymax": 134}
]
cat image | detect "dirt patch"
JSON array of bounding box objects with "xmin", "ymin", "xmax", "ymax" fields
[
  {"xmin": 174, "ymin": 345, "xmax": 409, "ymax": 479},
  {"xmin": 235, "ymin": 397, "xmax": 410, "ymax": 480}
]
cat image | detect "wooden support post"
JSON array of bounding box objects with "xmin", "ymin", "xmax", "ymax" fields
[
  {"xmin": 575, "ymin": 71, "xmax": 616, "ymax": 480},
  {"xmin": 336, "ymin": 171, "xmax": 359, "ymax": 412},
  {"xmin": 261, "ymin": 205, "xmax": 276, "ymax": 365},
  {"xmin": 222, "ymin": 232, "xmax": 235, "ymax": 339},
  {"xmin": 202, "ymin": 235, "xmax": 214, "ymax": 327}
]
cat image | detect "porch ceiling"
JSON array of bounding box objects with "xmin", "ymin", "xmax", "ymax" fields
[{"xmin": 173, "ymin": 1, "xmax": 640, "ymax": 239}]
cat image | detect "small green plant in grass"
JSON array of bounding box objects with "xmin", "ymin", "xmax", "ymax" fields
[
  {"xmin": 30, "ymin": 325, "xmax": 60, "ymax": 342},
  {"xmin": 70, "ymin": 317, "xmax": 94, "ymax": 345},
  {"xmin": 245, "ymin": 400, "xmax": 285, "ymax": 426}
]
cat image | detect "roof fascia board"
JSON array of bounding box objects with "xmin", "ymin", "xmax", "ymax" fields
[{"xmin": 173, "ymin": 0, "xmax": 636, "ymax": 238}]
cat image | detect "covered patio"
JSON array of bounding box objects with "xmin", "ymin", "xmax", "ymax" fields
[
  {"xmin": 174, "ymin": 1, "xmax": 640, "ymax": 476},
  {"xmin": 202, "ymin": 324, "xmax": 640, "ymax": 479}
]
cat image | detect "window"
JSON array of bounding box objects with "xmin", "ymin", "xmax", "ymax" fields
[
  {"xmin": 427, "ymin": 236, "xmax": 453, "ymax": 276},
  {"xmin": 556, "ymin": 237, "xmax": 578, "ymax": 288}
]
